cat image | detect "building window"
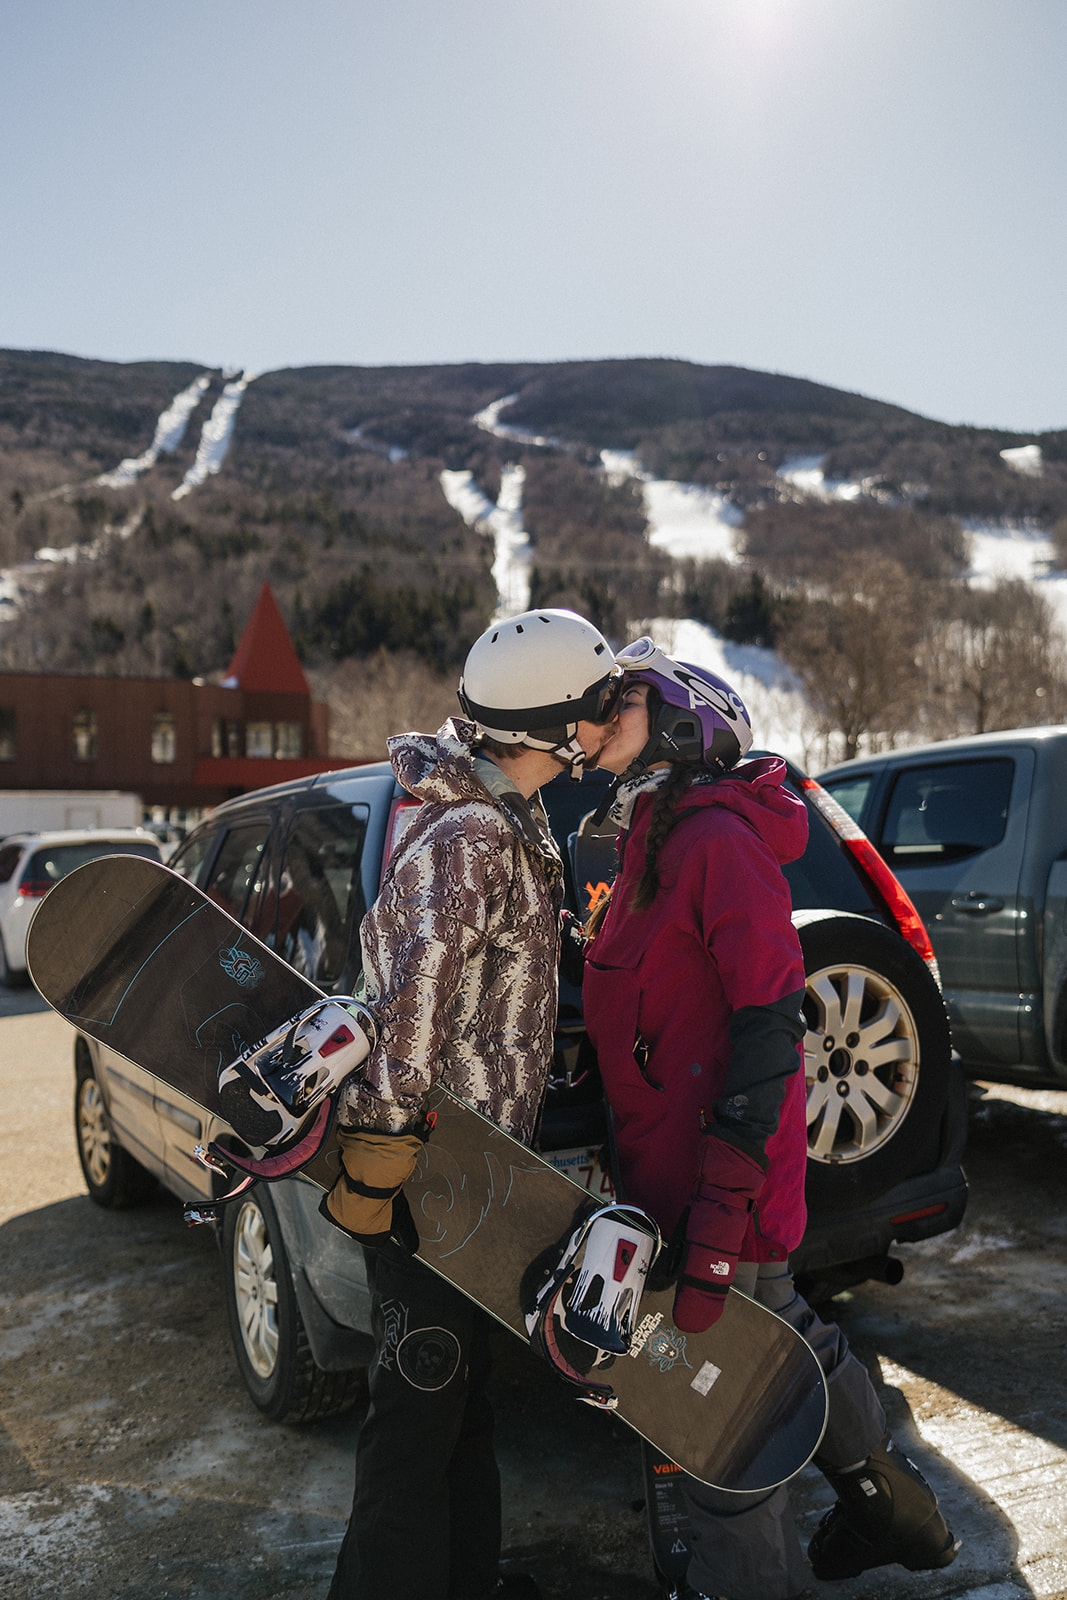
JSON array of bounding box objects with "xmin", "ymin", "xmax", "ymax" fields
[
  {"xmin": 0, "ymin": 708, "xmax": 15, "ymax": 761},
  {"xmin": 73, "ymin": 709, "xmax": 98, "ymax": 762},
  {"xmin": 246, "ymin": 721, "xmax": 273, "ymax": 758},
  {"xmin": 212, "ymin": 719, "xmax": 243, "ymax": 758},
  {"xmin": 151, "ymin": 712, "xmax": 177, "ymax": 764},
  {"xmin": 274, "ymin": 722, "xmax": 303, "ymax": 759}
]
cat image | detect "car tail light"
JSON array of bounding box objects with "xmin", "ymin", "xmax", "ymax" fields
[
  {"xmin": 381, "ymin": 796, "xmax": 421, "ymax": 884},
  {"xmin": 17, "ymin": 878, "xmax": 53, "ymax": 898},
  {"xmin": 798, "ymin": 777, "xmax": 942, "ymax": 986},
  {"xmin": 891, "ymin": 1203, "xmax": 948, "ymax": 1224}
]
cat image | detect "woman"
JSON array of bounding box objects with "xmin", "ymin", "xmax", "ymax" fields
[{"xmin": 582, "ymin": 638, "xmax": 958, "ymax": 1600}]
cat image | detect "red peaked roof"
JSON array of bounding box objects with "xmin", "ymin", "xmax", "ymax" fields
[{"xmin": 224, "ymin": 583, "xmax": 310, "ymax": 695}]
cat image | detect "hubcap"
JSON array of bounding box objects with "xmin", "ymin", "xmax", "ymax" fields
[
  {"xmin": 804, "ymin": 963, "xmax": 920, "ymax": 1163},
  {"xmin": 78, "ymin": 1078, "xmax": 111, "ymax": 1187},
  {"xmin": 233, "ymin": 1200, "xmax": 279, "ymax": 1379}
]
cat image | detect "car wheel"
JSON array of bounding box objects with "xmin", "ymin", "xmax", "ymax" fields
[
  {"xmin": 74, "ymin": 1047, "xmax": 157, "ymax": 1208},
  {"xmin": 795, "ymin": 911, "xmax": 953, "ymax": 1210},
  {"xmin": 221, "ymin": 1187, "xmax": 365, "ymax": 1423}
]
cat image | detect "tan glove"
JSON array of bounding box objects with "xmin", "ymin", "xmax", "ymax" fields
[{"xmin": 322, "ymin": 1126, "xmax": 426, "ymax": 1248}]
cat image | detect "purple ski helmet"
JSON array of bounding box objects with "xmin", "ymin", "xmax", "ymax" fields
[{"xmin": 615, "ymin": 635, "xmax": 753, "ymax": 777}]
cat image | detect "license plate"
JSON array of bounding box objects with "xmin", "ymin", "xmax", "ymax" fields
[{"xmin": 544, "ymin": 1144, "xmax": 616, "ymax": 1200}]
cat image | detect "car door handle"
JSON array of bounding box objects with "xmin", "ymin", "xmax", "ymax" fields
[{"xmin": 950, "ymin": 892, "xmax": 1005, "ymax": 914}]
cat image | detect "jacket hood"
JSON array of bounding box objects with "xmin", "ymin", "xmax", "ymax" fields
[
  {"xmin": 657, "ymin": 754, "xmax": 808, "ymax": 867},
  {"xmin": 388, "ymin": 718, "xmax": 562, "ymax": 876},
  {"xmin": 388, "ymin": 718, "xmax": 489, "ymax": 806}
]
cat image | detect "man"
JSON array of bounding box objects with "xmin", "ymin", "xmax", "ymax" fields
[{"xmin": 323, "ymin": 608, "xmax": 622, "ymax": 1600}]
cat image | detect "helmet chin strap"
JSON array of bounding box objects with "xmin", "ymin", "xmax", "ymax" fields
[{"xmin": 551, "ymin": 735, "xmax": 589, "ymax": 781}]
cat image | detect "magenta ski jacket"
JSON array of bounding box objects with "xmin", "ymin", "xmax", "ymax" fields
[{"xmin": 583, "ymin": 757, "xmax": 809, "ymax": 1261}]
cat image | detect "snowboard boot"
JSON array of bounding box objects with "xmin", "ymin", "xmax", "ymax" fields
[{"xmin": 808, "ymin": 1434, "xmax": 960, "ymax": 1580}]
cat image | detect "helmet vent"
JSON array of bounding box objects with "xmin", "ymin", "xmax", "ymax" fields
[{"xmin": 516, "ymin": 624, "xmax": 524, "ymax": 633}]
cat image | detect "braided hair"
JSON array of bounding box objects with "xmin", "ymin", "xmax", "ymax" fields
[{"xmin": 630, "ymin": 758, "xmax": 702, "ymax": 912}]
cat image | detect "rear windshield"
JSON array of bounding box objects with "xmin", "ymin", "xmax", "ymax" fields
[
  {"xmin": 779, "ymin": 778, "xmax": 877, "ymax": 915},
  {"xmin": 23, "ymin": 840, "xmax": 160, "ymax": 886},
  {"xmin": 547, "ymin": 767, "xmax": 878, "ymax": 919}
]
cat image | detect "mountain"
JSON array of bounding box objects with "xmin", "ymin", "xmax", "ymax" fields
[{"xmin": 2, "ymin": 348, "xmax": 1066, "ymax": 764}]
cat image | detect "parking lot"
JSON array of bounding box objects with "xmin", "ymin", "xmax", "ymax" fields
[{"xmin": 2, "ymin": 996, "xmax": 1066, "ymax": 1600}]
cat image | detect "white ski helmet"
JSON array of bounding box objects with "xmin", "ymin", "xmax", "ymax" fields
[{"xmin": 457, "ymin": 609, "xmax": 622, "ymax": 770}]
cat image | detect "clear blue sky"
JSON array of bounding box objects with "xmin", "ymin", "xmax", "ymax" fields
[{"xmin": 3, "ymin": 0, "xmax": 1065, "ymax": 432}]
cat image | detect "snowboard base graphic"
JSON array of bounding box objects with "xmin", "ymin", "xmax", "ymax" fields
[
  {"xmin": 642, "ymin": 1444, "xmax": 693, "ymax": 1597},
  {"xmin": 28, "ymin": 854, "xmax": 828, "ymax": 1492}
]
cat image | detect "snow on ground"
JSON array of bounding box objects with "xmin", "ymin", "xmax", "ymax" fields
[
  {"xmin": 599, "ymin": 448, "xmax": 743, "ymax": 563},
  {"xmin": 440, "ymin": 465, "xmax": 532, "ymax": 618},
  {"xmin": 777, "ymin": 453, "xmax": 863, "ymax": 501},
  {"xmin": 473, "ymin": 393, "xmax": 563, "ymax": 450},
  {"xmin": 964, "ymin": 518, "xmax": 1067, "ymax": 637},
  {"xmin": 172, "ymin": 372, "xmax": 254, "ymax": 500},
  {"xmin": 642, "ymin": 479, "xmax": 743, "ymax": 562},
  {"xmin": 1000, "ymin": 443, "xmax": 1043, "ymax": 476},
  {"xmin": 95, "ymin": 374, "xmax": 211, "ymax": 489}
]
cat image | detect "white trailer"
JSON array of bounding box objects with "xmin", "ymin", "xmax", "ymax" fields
[{"xmin": 0, "ymin": 791, "xmax": 143, "ymax": 836}]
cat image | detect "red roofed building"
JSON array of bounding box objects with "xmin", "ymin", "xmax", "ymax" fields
[{"xmin": 0, "ymin": 583, "xmax": 362, "ymax": 824}]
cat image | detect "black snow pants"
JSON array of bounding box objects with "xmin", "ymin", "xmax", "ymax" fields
[{"xmin": 327, "ymin": 1240, "xmax": 501, "ymax": 1600}]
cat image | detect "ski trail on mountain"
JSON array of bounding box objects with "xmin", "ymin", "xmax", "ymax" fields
[
  {"xmin": 440, "ymin": 464, "xmax": 532, "ymax": 618},
  {"xmin": 173, "ymin": 373, "xmax": 254, "ymax": 500},
  {"xmin": 96, "ymin": 374, "xmax": 212, "ymax": 489}
]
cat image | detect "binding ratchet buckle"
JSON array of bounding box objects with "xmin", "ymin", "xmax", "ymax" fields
[
  {"xmin": 522, "ymin": 1203, "xmax": 661, "ymax": 1406},
  {"xmin": 184, "ymin": 997, "xmax": 379, "ymax": 1226}
]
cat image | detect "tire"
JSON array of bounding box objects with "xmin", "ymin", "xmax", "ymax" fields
[
  {"xmin": 74, "ymin": 1046, "xmax": 157, "ymax": 1208},
  {"xmin": 795, "ymin": 911, "xmax": 953, "ymax": 1211},
  {"xmin": 221, "ymin": 1186, "xmax": 365, "ymax": 1424}
]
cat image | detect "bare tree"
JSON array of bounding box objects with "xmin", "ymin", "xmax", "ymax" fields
[
  {"xmin": 921, "ymin": 580, "xmax": 1067, "ymax": 736},
  {"xmin": 775, "ymin": 555, "xmax": 929, "ymax": 764},
  {"xmin": 307, "ymin": 650, "xmax": 460, "ymax": 761}
]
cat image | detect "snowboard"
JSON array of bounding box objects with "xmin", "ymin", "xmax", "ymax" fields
[{"xmin": 28, "ymin": 854, "xmax": 828, "ymax": 1493}]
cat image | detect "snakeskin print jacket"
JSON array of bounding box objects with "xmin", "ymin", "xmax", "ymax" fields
[{"xmin": 340, "ymin": 718, "xmax": 565, "ymax": 1141}]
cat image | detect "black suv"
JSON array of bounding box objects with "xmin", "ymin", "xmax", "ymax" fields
[{"xmin": 71, "ymin": 757, "xmax": 968, "ymax": 1423}]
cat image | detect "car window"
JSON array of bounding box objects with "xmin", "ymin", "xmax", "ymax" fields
[
  {"xmin": 202, "ymin": 821, "xmax": 273, "ymax": 921},
  {"xmin": 819, "ymin": 773, "xmax": 874, "ymax": 826},
  {"xmin": 880, "ymin": 758, "xmax": 1015, "ymax": 864},
  {"xmin": 779, "ymin": 800, "xmax": 877, "ymax": 914},
  {"xmin": 566, "ymin": 772, "xmax": 878, "ymax": 920},
  {"xmin": 274, "ymin": 804, "xmax": 369, "ymax": 987},
  {"xmin": 0, "ymin": 844, "xmax": 23, "ymax": 884},
  {"xmin": 21, "ymin": 839, "xmax": 160, "ymax": 889},
  {"xmin": 168, "ymin": 827, "xmax": 217, "ymax": 885}
]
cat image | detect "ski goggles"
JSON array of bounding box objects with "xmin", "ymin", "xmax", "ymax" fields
[
  {"xmin": 615, "ymin": 635, "xmax": 668, "ymax": 673},
  {"xmin": 458, "ymin": 666, "xmax": 623, "ymax": 733}
]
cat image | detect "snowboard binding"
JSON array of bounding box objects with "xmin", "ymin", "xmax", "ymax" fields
[
  {"xmin": 523, "ymin": 1203, "xmax": 661, "ymax": 1405},
  {"xmin": 185, "ymin": 997, "xmax": 379, "ymax": 1225}
]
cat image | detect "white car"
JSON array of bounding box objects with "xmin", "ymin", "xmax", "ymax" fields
[{"xmin": 0, "ymin": 828, "xmax": 162, "ymax": 984}]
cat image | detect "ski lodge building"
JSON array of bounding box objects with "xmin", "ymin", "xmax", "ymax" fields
[{"xmin": 0, "ymin": 584, "xmax": 360, "ymax": 828}]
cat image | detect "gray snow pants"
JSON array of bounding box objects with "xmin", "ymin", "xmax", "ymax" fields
[{"xmin": 680, "ymin": 1259, "xmax": 886, "ymax": 1600}]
